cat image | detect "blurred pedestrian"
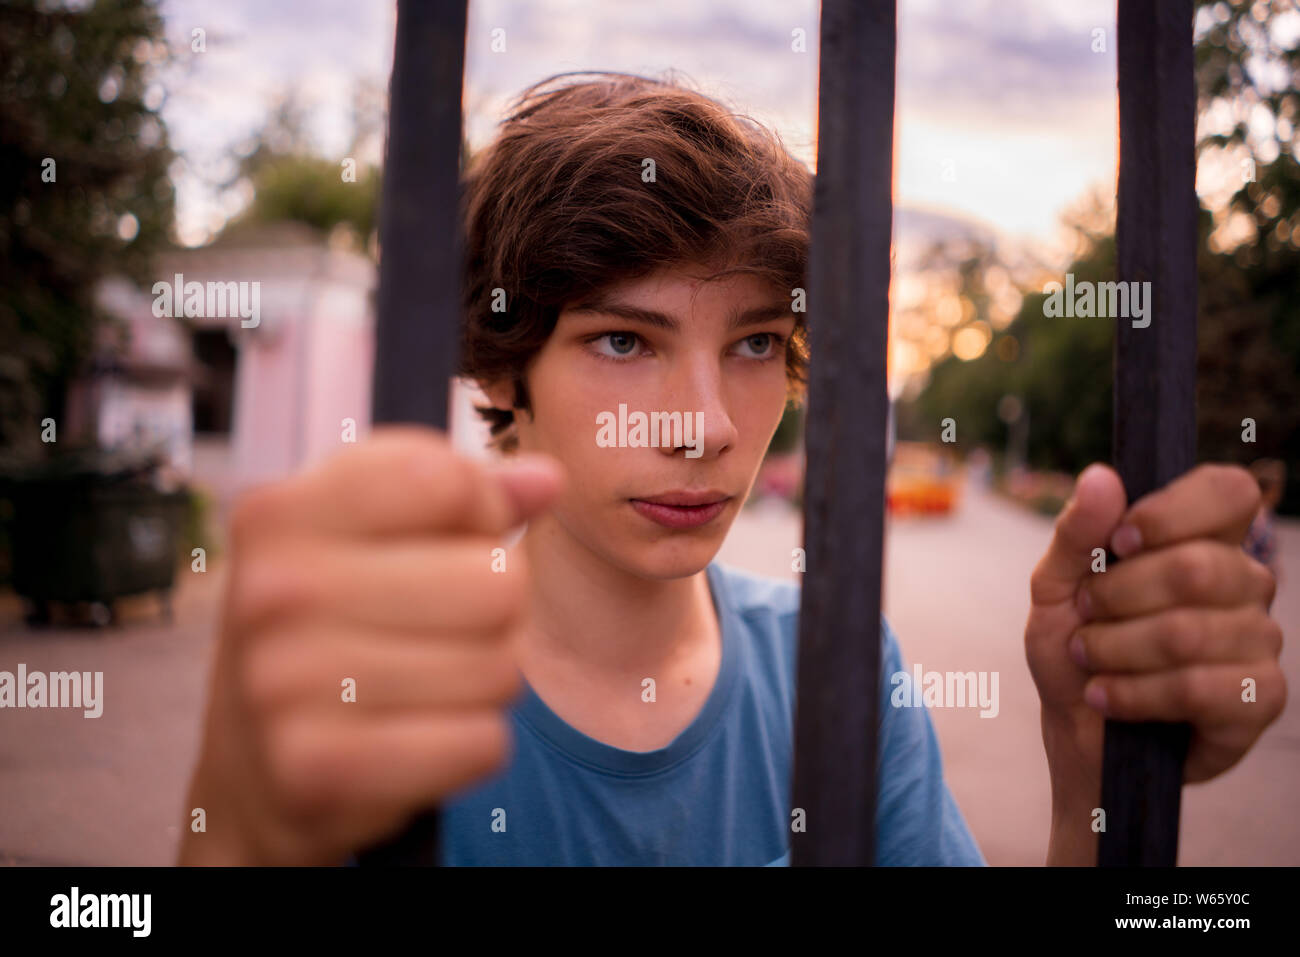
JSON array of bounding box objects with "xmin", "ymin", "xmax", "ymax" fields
[{"xmin": 1244, "ymin": 459, "xmax": 1286, "ymax": 582}]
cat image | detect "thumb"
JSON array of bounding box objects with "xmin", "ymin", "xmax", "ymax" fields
[
  {"xmin": 1029, "ymin": 463, "xmax": 1127, "ymax": 606},
  {"xmin": 486, "ymin": 453, "xmax": 565, "ymax": 526}
]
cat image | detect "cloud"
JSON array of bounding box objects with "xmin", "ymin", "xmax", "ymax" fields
[{"xmin": 155, "ymin": 0, "xmax": 1117, "ymax": 247}]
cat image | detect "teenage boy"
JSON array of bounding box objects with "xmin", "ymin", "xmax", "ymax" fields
[{"xmin": 179, "ymin": 73, "xmax": 1286, "ymax": 867}]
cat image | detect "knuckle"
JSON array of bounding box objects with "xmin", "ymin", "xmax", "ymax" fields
[
  {"xmin": 388, "ymin": 430, "xmax": 454, "ymax": 479},
  {"xmin": 1081, "ymin": 578, "xmax": 1107, "ymax": 616},
  {"xmin": 372, "ymin": 424, "xmax": 451, "ymax": 454},
  {"xmin": 1028, "ymin": 563, "xmax": 1050, "ymax": 604},
  {"xmin": 228, "ymin": 484, "xmax": 280, "ymax": 549},
  {"xmin": 1256, "ymin": 561, "xmax": 1278, "ymax": 606},
  {"xmin": 1073, "ymin": 625, "xmax": 1097, "ymax": 665},
  {"xmin": 472, "ymin": 713, "xmax": 513, "ymax": 774},
  {"xmin": 1252, "ymin": 662, "xmax": 1287, "ymax": 725},
  {"xmin": 238, "ymin": 637, "xmax": 301, "ymax": 719},
  {"xmin": 263, "ymin": 718, "xmax": 341, "ymax": 818},
  {"xmin": 1218, "ymin": 464, "xmax": 1262, "ymax": 517},
  {"xmin": 480, "ymin": 565, "xmax": 529, "ymax": 633},
  {"xmin": 228, "ymin": 554, "xmax": 319, "ymax": 634},
  {"xmin": 1172, "ymin": 544, "xmax": 1216, "ymax": 598},
  {"xmin": 1262, "ymin": 615, "xmax": 1284, "ymax": 659},
  {"xmin": 356, "ymin": 428, "xmax": 466, "ymax": 510},
  {"xmin": 437, "ymin": 451, "xmax": 482, "ymax": 507},
  {"xmin": 481, "ymin": 647, "xmax": 524, "ymax": 704},
  {"xmin": 1098, "ymin": 679, "xmax": 1123, "ymax": 714},
  {"xmin": 1270, "ymin": 667, "xmax": 1288, "ymax": 722},
  {"xmin": 1165, "ymin": 610, "xmax": 1205, "ymax": 663},
  {"xmin": 1180, "ymin": 667, "xmax": 1213, "ymax": 712}
]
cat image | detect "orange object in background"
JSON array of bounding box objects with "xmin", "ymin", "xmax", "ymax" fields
[{"xmin": 886, "ymin": 442, "xmax": 961, "ymax": 516}]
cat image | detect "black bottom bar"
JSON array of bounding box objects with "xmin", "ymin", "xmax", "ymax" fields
[{"xmin": 7, "ymin": 864, "xmax": 1283, "ymax": 943}]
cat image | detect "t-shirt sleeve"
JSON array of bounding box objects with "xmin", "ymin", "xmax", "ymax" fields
[{"xmin": 874, "ymin": 617, "xmax": 987, "ymax": 865}]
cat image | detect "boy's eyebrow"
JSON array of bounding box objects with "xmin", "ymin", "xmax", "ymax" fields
[{"xmin": 566, "ymin": 293, "xmax": 795, "ymax": 331}]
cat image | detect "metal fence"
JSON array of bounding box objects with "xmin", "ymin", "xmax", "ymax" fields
[{"xmin": 362, "ymin": 0, "xmax": 1196, "ymax": 868}]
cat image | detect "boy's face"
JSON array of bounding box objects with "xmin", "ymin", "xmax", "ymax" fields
[{"xmin": 489, "ymin": 263, "xmax": 797, "ymax": 580}]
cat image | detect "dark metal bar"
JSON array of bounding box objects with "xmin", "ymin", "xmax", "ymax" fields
[
  {"xmin": 1103, "ymin": 0, "xmax": 1197, "ymax": 867},
  {"xmin": 357, "ymin": 0, "xmax": 469, "ymax": 867},
  {"xmin": 791, "ymin": 0, "xmax": 896, "ymax": 866}
]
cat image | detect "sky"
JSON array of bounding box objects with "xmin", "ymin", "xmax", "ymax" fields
[{"xmin": 154, "ymin": 0, "xmax": 1125, "ymax": 260}]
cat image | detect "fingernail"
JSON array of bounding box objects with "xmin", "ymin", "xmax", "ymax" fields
[
  {"xmin": 487, "ymin": 455, "xmax": 564, "ymax": 514},
  {"xmin": 1068, "ymin": 634, "xmax": 1089, "ymax": 669},
  {"xmin": 1111, "ymin": 523, "xmax": 1142, "ymax": 558},
  {"xmin": 1084, "ymin": 682, "xmax": 1108, "ymax": 713},
  {"xmin": 1074, "ymin": 463, "xmax": 1108, "ymax": 500},
  {"xmin": 488, "ymin": 454, "xmax": 562, "ymax": 488},
  {"xmin": 1075, "ymin": 587, "xmax": 1093, "ymax": 622}
]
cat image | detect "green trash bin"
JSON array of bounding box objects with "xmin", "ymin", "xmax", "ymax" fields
[{"xmin": 1, "ymin": 447, "xmax": 190, "ymax": 627}]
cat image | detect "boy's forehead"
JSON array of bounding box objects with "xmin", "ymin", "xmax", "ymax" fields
[{"xmin": 593, "ymin": 263, "xmax": 783, "ymax": 304}]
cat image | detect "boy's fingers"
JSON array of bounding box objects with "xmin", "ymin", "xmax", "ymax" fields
[
  {"xmin": 485, "ymin": 453, "xmax": 566, "ymax": 520},
  {"xmin": 246, "ymin": 626, "xmax": 524, "ymax": 714},
  {"xmin": 1112, "ymin": 463, "xmax": 1262, "ymax": 558},
  {"xmin": 235, "ymin": 428, "xmax": 559, "ymax": 540},
  {"xmin": 1071, "ymin": 605, "xmax": 1282, "ymax": 673},
  {"xmin": 268, "ymin": 710, "xmax": 512, "ymax": 821},
  {"xmin": 229, "ymin": 538, "xmax": 530, "ymax": 637},
  {"xmin": 1079, "ymin": 539, "xmax": 1275, "ymax": 622},
  {"xmin": 1030, "ymin": 463, "xmax": 1127, "ymax": 606},
  {"xmin": 1082, "ymin": 661, "xmax": 1286, "ymax": 728}
]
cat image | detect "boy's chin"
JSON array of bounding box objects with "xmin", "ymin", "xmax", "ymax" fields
[{"xmin": 611, "ymin": 532, "xmax": 728, "ymax": 582}]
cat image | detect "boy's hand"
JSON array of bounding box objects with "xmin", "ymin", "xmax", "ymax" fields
[
  {"xmin": 1024, "ymin": 463, "xmax": 1286, "ymax": 853},
  {"xmin": 177, "ymin": 426, "xmax": 563, "ymax": 866}
]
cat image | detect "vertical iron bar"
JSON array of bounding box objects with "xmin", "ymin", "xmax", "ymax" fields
[
  {"xmin": 791, "ymin": 0, "xmax": 896, "ymax": 866},
  {"xmin": 358, "ymin": 0, "xmax": 469, "ymax": 867},
  {"xmin": 1103, "ymin": 0, "xmax": 1197, "ymax": 866}
]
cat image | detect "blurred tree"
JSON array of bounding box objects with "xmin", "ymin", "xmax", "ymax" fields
[
  {"xmin": 212, "ymin": 91, "xmax": 381, "ymax": 248},
  {"xmin": 1194, "ymin": 0, "xmax": 1300, "ymax": 511},
  {"xmin": 226, "ymin": 153, "xmax": 381, "ymax": 244},
  {"xmin": 0, "ymin": 0, "xmax": 175, "ymax": 458},
  {"xmin": 908, "ymin": 0, "xmax": 1300, "ymax": 512},
  {"xmin": 212, "ymin": 84, "xmax": 474, "ymax": 256},
  {"xmin": 907, "ymin": 222, "xmax": 1114, "ymax": 478}
]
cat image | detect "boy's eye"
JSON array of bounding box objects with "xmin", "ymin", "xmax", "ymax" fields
[
  {"xmin": 587, "ymin": 330, "xmax": 787, "ymax": 361},
  {"xmin": 589, "ymin": 331, "xmax": 644, "ymax": 360},
  {"xmin": 735, "ymin": 333, "xmax": 780, "ymax": 359},
  {"xmin": 607, "ymin": 333, "xmax": 638, "ymax": 355}
]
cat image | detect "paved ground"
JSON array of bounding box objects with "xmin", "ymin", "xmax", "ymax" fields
[
  {"xmin": 720, "ymin": 481, "xmax": 1300, "ymax": 866},
  {"xmin": 1, "ymin": 478, "xmax": 1296, "ymax": 865}
]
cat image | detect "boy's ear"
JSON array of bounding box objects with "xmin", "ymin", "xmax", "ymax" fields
[{"xmin": 478, "ymin": 377, "xmax": 516, "ymax": 412}]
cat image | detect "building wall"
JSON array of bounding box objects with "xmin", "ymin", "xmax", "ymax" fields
[
  {"xmin": 96, "ymin": 379, "xmax": 193, "ymax": 473},
  {"xmin": 99, "ymin": 228, "xmax": 501, "ymax": 515}
]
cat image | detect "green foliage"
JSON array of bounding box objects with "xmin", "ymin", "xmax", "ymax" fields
[
  {"xmin": 908, "ymin": 0, "xmax": 1300, "ymax": 512},
  {"xmin": 230, "ymin": 154, "xmax": 380, "ymax": 240},
  {"xmin": 179, "ymin": 485, "xmax": 217, "ymax": 566},
  {"xmin": 768, "ymin": 399, "xmax": 803, "ymax": 455},
  {"xmin": 0, "ymin": 0, "xmax": 175, "ymax": 457},
  {"xmin": 909, "ymin": 241, "xmax": 1114, "ymax": 476}
]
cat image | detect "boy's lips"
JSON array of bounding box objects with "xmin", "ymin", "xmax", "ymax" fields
[
  {"xmin": 633, "ymin": 490, "xmax": 731, "ymax": 507},
  {"xmin": 629, "ymin": 491, "xmax": 732, "ymax": 529}
]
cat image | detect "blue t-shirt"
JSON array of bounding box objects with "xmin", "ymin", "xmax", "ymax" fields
[{"xmin": 355, "ymin": 561, "xmax": 985, "ymax": 866}]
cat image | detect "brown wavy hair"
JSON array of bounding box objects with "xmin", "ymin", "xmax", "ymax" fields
[{"xmin": 457, "ymin": 70, "xmax": 813, "ymax": 451}]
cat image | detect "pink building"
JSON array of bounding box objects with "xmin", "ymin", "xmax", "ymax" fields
[{"xmin": 83, "ymin": 222, "xmax": 492, "ymax": 535}]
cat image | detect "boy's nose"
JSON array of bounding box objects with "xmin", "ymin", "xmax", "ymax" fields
[{"xmin": 656, "ymin": 359, "xmax": 738, "ymax": 460}]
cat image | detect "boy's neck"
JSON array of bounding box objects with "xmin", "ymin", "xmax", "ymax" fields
[{"xmin": 517, "ymin": 513, "xmax": 719, "ymax": 682}]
